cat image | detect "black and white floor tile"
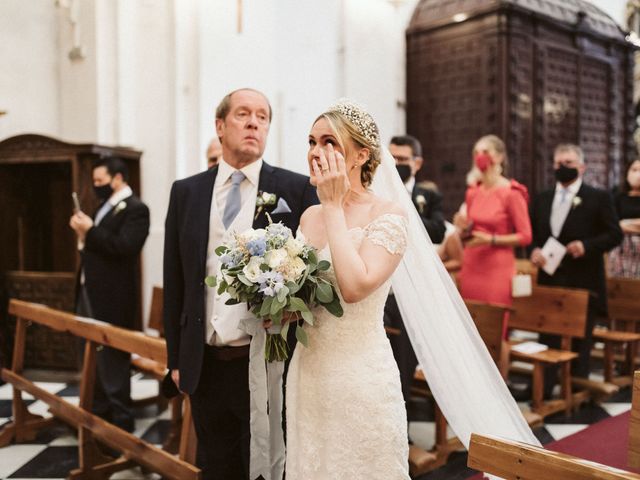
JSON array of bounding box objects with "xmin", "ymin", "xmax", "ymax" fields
[{"xmin": 0, "ymin": 369, "xmax": 633, "ymax": 479}]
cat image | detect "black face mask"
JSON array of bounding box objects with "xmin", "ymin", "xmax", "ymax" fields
[
  {"xmin": 396, "ymin": 164, "xmax": 412, "ymax": 183},
  {"xmin": 554, "ymin": 164, "xmax": 579, "ymax": 184},
  {"xmin": 93, "ymin": 184, "xmax": 113, "ymax": 201}
]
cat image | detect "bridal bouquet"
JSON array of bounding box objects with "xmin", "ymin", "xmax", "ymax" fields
[{"xmin": 205, "ymin": 221, "xmax": 343, "ymax": 362}]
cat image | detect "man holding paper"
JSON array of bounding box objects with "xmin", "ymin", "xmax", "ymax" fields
[{"xmin": 529, "ymin": 144, "xmax": 622, "ymax": 395}]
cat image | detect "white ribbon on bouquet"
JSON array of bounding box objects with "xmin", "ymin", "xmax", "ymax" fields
[{"xmin": 238, "ymin": 319, "xmax": 286, "ymax": 480}]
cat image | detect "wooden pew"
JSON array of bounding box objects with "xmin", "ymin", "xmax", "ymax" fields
[
  {"xmin": 510, "ymin": 285, "xmax": 591, "ymax": 417},
  {"xmin": 468, "ymin": 433, "xmax": 640, "ymax": 479},
  {"xmin": 630, "ymin": 371, "xmax": 640, "ymax": 470},
  {"xmin": 413, "ymin": 301, "xmax": 542, "ymax": 466},
  {"xmin": 0, "ymin": 299, "xmax": 200, "ymax": 480}
]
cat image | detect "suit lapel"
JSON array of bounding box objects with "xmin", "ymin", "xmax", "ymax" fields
[
  {"xmin": 198, "ymin": 168, "xmax": 217, "ymax": 270},
  {"xmin": 253, "ymin": 162, "xmax": 276, "ymax": 229}
]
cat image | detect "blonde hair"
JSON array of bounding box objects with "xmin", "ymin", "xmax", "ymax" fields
[
  {"xmin": 468, "ymin": 134, "xmax": 509, "ymax": 182},
  {"xmin": 314, "ymin": 110, "xmax": 381, "ymax": 187}
]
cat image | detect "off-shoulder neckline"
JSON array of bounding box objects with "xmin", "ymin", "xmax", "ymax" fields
[{"xmin": 298, "ymin": 212, "xmax": 407, "ymax": 250}]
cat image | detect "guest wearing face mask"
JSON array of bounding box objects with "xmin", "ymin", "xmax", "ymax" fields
[
  {"xmin": 608, "ymin": 159, "xmax": 640, "ymax": 278},
  {"xmin": 69, "ymin": 158, "xmax": 150, "ymax": 432},
  {"xmin": 455, "ymin": 135, "xmax": 532, "ymax": 377},
  {"xmin": 530, "ymin": 144, "xmax": 622, "ymax": 396},
  {"xmin": 390, "ymin": 135, "xmax": 446, "ymax": 244}
]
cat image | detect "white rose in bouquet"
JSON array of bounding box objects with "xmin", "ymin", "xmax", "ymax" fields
[
  {"xmin": 280, "ymin": 256, "xmax": 307, "ymax": 282},
  {"xmin": 243, "ymin": 256, "xmax": 265, "ymax": 283},
  {"xmin": 285, "ymin": 237, "xmax": 305, "ymax": 257},
  {"xmin": 265, "ymin": 248, "xmax": 288, "ymax": 269}
]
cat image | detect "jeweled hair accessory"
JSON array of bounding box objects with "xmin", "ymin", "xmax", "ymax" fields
[{"xmin": 328, "ymin": 99, "xmax": 380, "ymax": 148}]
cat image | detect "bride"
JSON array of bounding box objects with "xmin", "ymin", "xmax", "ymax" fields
[
  {"xmin": 284, "ymin": 101, "xmax": 540, "ymax": 480},
  {"xmin": 286, "ymin": 103, "xmax": 411, "ymax": 478}
]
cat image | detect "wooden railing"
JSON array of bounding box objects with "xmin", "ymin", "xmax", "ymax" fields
[{"xmin": 0, "ymin": 299, "xmax": 200, "ymax": 480}]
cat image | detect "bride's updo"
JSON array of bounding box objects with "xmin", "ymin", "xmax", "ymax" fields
[{"xmin": 316, "ymin": 100, "xmax": 381, "ymax": 187}]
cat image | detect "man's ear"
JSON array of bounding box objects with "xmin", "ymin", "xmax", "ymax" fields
[
  {"xmin": 215, "ymin": 118, "xmax": 225, "ymax": 140},
  {"xmin": 413, "ymin": 156, "xmax": 424, "ymax": 175}
]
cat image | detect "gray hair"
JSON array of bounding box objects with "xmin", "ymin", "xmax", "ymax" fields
[{"xmin": 554, "ymin": 143, "xmax": 584, "ymax": 164}]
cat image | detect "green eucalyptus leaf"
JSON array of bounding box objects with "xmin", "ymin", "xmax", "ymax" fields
[
  {"xmin": 316, "ymin": 282, "xmax": 333, "ymax": 303},
  {"xmin": 225, "ymin": 298, "xmax": 241, "ymax": 305},
  {"xmin": 277, "ymin": 285, "xmax": 289, "ymax": 303},
  {"xmin": 323, "ymin": 297, "xmax": 344, "ymax": 317},
  {"xmin": 295, "ymin": 325, "xmax": 309, "ymax": 347},
  {"xmin": 260, "ymin": 296, "xmax": 274, "ymax": 317},
  {"xmin": 280, "ymin": 320, "xmax": 290, "ymax": 339},
  {"xmin": 204, "ymin": 276, "xmax": 217, "ymax": 287},
  {"xmin": 215, "ymin": 246, "xmax": 228, "ymax": 256},
  {"xmin": 271, "ymin": 308, "xmax": 283, "ymax": 325},
  {"xmin": 237, "ymin": 274, "xmax": 253, "ymax": 286},
  {"xmin": 300, "ymin": 309, "xmax": 314, "ymax": 325},
  {"xmin": 317, "ymin": 260, "xmax": 331, "ymax": 271},
  {"xmin": 288, "ymin": 296, "xmax": 309, "ymax": 313},
  {"xmin": 307, "ymin": 250, "xmax": 318, "ymax": 265}
]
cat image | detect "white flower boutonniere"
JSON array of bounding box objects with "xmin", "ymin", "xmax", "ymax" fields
[
  {"xmin": 415, "ymin": 194, "xmax": 427, "ymax": 214},
  {"xmin": 255, "ymin": 191, "xmax": 277, "ymax": 220},
  {"xmin": 114, "ymin": 201, "xmax": 127, "ymax": 215},
  {"xmin": 571, "ymin": 196, "xmax": 582, "ymax": 209}
]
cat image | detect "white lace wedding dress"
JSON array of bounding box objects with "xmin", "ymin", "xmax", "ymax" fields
[{"xmin": 285, "ymin": 213, "xmax": 411, "ymax": 480}]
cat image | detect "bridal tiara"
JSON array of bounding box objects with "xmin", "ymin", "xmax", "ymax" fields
[{"xmin": 327, "ymin": 99, "xmax": 380, "ymax": 148}]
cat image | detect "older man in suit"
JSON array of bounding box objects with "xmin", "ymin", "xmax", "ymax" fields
[
  {"xmin": 163, "ymin": 88, "xmax": 318, "ymax": 480},
  {"xmin": 70, "ymin": 158, "xmax": 150, "ymax": 432},
  {"xmin": 529, "ymin": 143, "xmax": 622, "ymax": 396}
]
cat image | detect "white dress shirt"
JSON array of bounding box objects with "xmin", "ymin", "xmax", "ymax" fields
[
  {"xmin": 550, "ymin": 178, "xmax": 582, "ymax": 238},
  {"xmin": 205, "ymin": 157, "xmax": 263, "ymax": 346}
]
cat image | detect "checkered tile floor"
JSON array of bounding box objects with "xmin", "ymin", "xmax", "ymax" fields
[{"xmin": 0, "ymin": 370, "xmax": 633, "ymax": 479}]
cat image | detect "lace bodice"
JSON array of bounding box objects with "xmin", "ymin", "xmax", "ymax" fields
[{"xmin": 286, "ymin": 213, "xmax": 410, "ymax": 480}]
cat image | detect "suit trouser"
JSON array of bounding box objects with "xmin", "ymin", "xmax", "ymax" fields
[
  {"xmin": 539, "ymin": 298, "xmax": 597, "ymax": 397},
  {"xmin": 76, "ymin": 285, "xmax": 133, "ymax": 432},
  {"xmin": 384, "ymin": 294, "xmax": 418, "ymax": 406},
  {"xmin": 190, "ymin": 345, "xmax": 251, "ymax": 480}
]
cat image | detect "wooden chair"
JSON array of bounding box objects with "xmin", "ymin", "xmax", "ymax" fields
[
  {"xmin": 630, "ymin": 371, "xmax": 640, "ymax": 470},
  {"xmin": 468, "ymin": 433, "xmax": 640, "ymax": 479},
  {"xmin": 0, "ymin": 299, "xmax": 199, "ymax": 480},
  {"xmin": 510, "ymin": 285, "xmax": 590, "ymax": 417},
  {"xmin": 592, "ymin": 278, "xmax": 640, "ymax": 387}
]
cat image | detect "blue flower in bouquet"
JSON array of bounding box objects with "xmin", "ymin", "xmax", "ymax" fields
[
  {"xmin": 246, "ymin": 237, "xmax": 267, "ymax": 257},
  {"xmin": 266, "ymin": 223, "xmax": 291, "ymax": 249},
  {"xmin": 258, "ymin": 271, "xmax": 285, "ymax": 297},
  {"xmin": 219, "ymin": 248, "xmax": 243, "ymax": 268}
]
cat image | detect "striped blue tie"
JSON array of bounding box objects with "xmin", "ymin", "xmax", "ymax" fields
[{"xmin": 222, "ymin": 171, "xmax": 245, "ymax": 229}]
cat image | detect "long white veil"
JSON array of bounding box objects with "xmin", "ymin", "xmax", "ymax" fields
[{"xmin": 371, "ymin": 147, "xmax": 540, "ymax": 452}]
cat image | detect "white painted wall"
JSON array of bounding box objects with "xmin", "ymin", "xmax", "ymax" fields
[{"xmin": 0, "ymin": 0, "xmax": 630, "ymax": 325}]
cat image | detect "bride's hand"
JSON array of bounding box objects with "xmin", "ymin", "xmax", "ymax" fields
[{"xmin": 312, "ymin": 144, "xmax": 350, "ymax": 208}]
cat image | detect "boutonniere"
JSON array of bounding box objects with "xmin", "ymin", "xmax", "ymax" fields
[
  {"xmin": 114, "ymin": 201, "xmax": 127, "ymax": 215},
  {"xmin": 571, "ymin": 196, "xmax": 582, "ymax": 209},
  {"xmin": 415, "ymin": 194, "xmax": 427, "ymax": 214},
  {"xmin": 255, "ymin": 191, "xmax": 277, "ymax": 220}
]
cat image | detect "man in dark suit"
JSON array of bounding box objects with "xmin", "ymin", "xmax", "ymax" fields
[
  {"xmin": 529, "ymin": 143, "xmax": 622, "ymax": 396},
  {"xmin": 389, "ymin": 135, "xmax": 446, "ymax": 244},
  {"xmin": 69, "ymin": 158, "xmax": 150, "ymax": 432},
  {"xmin": 385, "ymin": 135, "xmax": 446, "ymax": 414},
  {"xmin": 163, "ymin": 88, "xmax": 318, "ymax": 480}
]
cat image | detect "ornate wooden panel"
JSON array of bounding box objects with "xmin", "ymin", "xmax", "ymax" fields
[
  {"xmin": 407, "ymin": 0, "xmax": 636, "ymax": 212},
  {"xmin": 5, "ymin": 271, "xmax": 77, "ymax": 370}
]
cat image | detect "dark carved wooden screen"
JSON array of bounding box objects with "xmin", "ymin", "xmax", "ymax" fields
[
  {"xmin": 407, "ymin": 0, "xmax": 637, "ymax": 217},
  {"xmin": 0, "ymin": 134, "xmax": 142, "ymax": 370}
]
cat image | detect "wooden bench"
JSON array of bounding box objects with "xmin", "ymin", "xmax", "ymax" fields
[
  {"xmin": 413, "ymin": 301, "xmax": 542, "ymax": 467},
  {"xmin": 0, "ymin": 299, "xmax": 200, "ymax": 480},
  {"xmin": 510, "ymin": 285, "xmax": 591, "ymax": 417},
  {"xmin": 468, "ymin": 433, "xmax": 640, "ymax": 479},
  {"xmin": 630, "ymin": 371, "xmax": 640, "ymax": 470}
]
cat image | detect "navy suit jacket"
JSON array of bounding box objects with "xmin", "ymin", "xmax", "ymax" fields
[
  {"xmin": 163, "ymin": 162, "xmax": 319, "ymax": 393},
  {"xmin": 529, "ymin": 182, "xmax": 622, "ymax": 315}
]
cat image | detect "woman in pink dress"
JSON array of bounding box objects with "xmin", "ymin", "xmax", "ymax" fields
[{"xmin": 456, "ymin": 135, "xmax": 532, "ymax": 374}]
